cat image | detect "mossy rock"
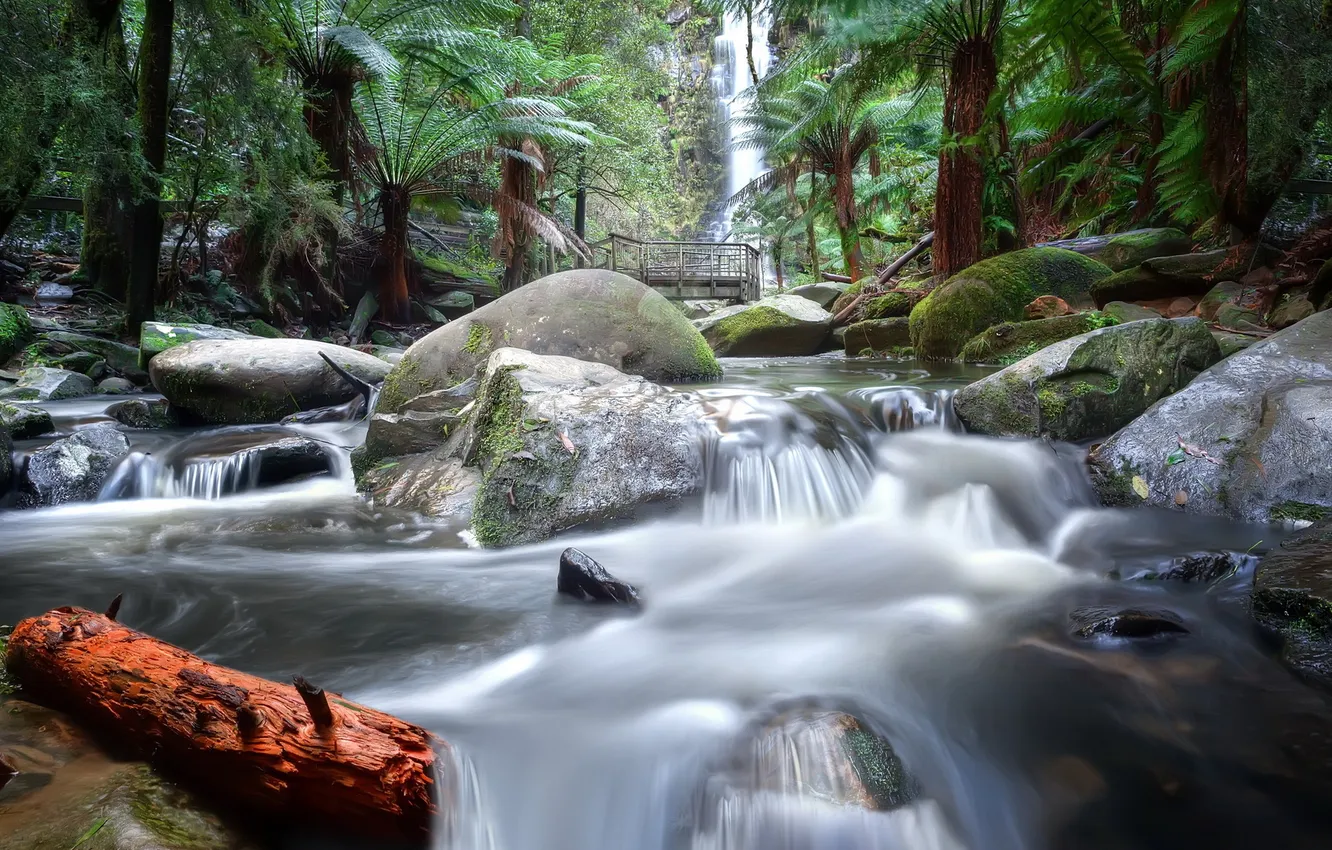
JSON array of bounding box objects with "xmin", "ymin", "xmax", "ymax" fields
[
  {"xmin": 1102, "ymin": 301, "xmax": 1161, "ymax": 324},
  {"xmin": 245, "ymin": 319, "xmax": 285, "ymax": 339},
  {"xmin": 844, "ymin": 318, "xmax": 911, "ymax": 355},
  {"xmin": 829, "ymin": 281, "xmax": 863, "ymax": 316},
  {"xmin": 959, "ymin": 313, "xmax": 1113, "ymax": 365},
  {"xmin": 0, "ymin": 401, "xmax": 53, "ymax": 439},
  {"xmin": 1043, "ymin": 228, "xmax": 1193, "ymax": 272},
  {"xmin": 1269, "ymin": 292, "xmax": 1316, "ymax": 329},
  {"xmin": 953, "ymin": 317, "xmax": 1220, "ymax": 442},
  {"xmin": 1253, "ymin": 520, "xmax": 1332, "ymax": 685},
  {"xmin": 39, "ymin": 331, "xmax": 144, "ymax": 381},
  {"xmin": 0, "ymin": 302, "xmax": 33, "ymax": 363},
  {"xmin": 1089, "ymin": 249, "xmax": 1230, "ymax": 308},
  {"xmin": 380, "ymin": 270, "xmax": 720, "ymax": 414},
  {"xmin": 138, "ymin": 322, "xmax": 254, "ymax": 368},
  {"xmin": 1197, "ymin": 281, "xmax": 1242, "ymax": 322},
  {"xmin": 863, "ymin": 292, "xmax": 913, "ymax": 319},
  {"xmin": 696, "ymin": 294, "xmax": 832, "ymax": 357},
  {"xmin": 908, "ymin": 248, "xmax": 1113, "ymax": 360}
]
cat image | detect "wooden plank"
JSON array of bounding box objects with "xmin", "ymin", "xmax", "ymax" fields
[{"xmin": 1287, "ymin": 179, "xmax": 1332, "ymax": 196}]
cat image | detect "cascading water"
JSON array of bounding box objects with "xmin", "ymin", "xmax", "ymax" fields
[
  {"xmin": 711, "ymin": 8, "xmax": 774, "ymax": 240},
  {"xmin": 3, "ymin": 363, "xmax": 1328, "ymax": 850}
]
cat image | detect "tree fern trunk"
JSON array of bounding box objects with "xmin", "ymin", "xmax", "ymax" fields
[
  {"xmin": 934, "ymin": 39, "xmax": 996, "ymax": 278},
  {"xmin": 126, "ymin": 0, "xmax": 174, "ymax": 335},
  {"xmin": 81, "ymin": 5, "xmax": 136, "ymax": 300},
  {"xmin": 378, "ymin": 188, "xmax": 412, "ymax": 324}
]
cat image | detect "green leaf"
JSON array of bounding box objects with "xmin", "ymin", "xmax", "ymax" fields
[
  {"xmin": 1165, "ymin": 448, "xmax": 1186, "ymax": 466},
  {"xmin": 70, "ymin": 818, "xmax": 107, "ymax": 850}
]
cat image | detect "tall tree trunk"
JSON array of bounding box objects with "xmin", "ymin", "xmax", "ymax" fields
[
  {"xmin": 805, "ymin": 170, "xmax": 820, "ymax": 280},
  {"xmin": 573, "ymin": 188, "xmax": 588, "ymax": 268},
  {"xmin": 1206, "ymin": 3, "xmax": 1251, "ymax": 239},
  {"xmin": 514, "ymin": 0, "xmax": 532, "ymax": 39},
  {"xmin": 302, "ymin": 75, "xmax": 354, "ymax": 325},
  {"xmin": 498, "ymin": 145, "xmax": 535, "ymax": 294},
  {"xmin": 934, "ymin": 38, "xmax": 997, "ymax": 278},
  {"xmin": 745, "ymin": 3, "xmax": 759, "ymax": 87},
  {"xmin": 832, "ymin": 133, "xmax": 863, "ymax": 281},
  {"xmin": 773, "ymin": 240, "xmax": 784, "ymax": 290},
  {"xmin": 377, "ymin": 187, "xmax": 412, "ymax": 324},
  {"xmin": 81, "ymin": 4, "xmax": 136, "ymax": 299},
  {"xmin": 126, "ymin": 0, "xmax": 174, "ymax": 334}
]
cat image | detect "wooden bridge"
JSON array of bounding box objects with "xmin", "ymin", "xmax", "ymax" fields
[{"xmin": 590, "ymin": 233, "xmax": 762, "ymax": 303}]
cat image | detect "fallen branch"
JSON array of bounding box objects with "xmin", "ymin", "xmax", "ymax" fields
[
  {"xmin": 5, "ymin": 606, "xmax": 440, "ymax": 841},
  {"xmin": 821, "ymin": 272, "xmax": 853, "ymax": 283},
  {"xmin": 832, "ymin": 231, "xmax": 934, "ymax": 326}
]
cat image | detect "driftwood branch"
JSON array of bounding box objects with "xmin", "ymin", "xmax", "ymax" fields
[{"xmin": 4, "ymin": 607, "xmax": 440, "ymax": 841}]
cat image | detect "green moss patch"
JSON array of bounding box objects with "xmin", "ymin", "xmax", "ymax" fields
[{"xmin": 0, "ymin": 303, "xmax": 34, "ymax": 363}]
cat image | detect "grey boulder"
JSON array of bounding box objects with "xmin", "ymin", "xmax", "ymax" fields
[
  {"xmin": 1090, "ymin": 311, "xmax": 1332, "ymax": 521},
  {"xmin": 149, "ymin": 338, "xmax": 391, "ymax": 424},
  {"xmin": 0, "ymin": 366, "xmax": 95, "ymax": 401},
  {"xmin": 787, "ymin": 282, "xmax": 851, "ymax": 310},
  {"xmin": 954, "ymin": 317, "xmax": 1220, "ymax": 443},
  {"xmin": 0, "ymin": 401, "xmax": 53, "ymax": 439},
  {"xmin": 20, "ymin": 426, "xmax": 131, "ymax": 507}
]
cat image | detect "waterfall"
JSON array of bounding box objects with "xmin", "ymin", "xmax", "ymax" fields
[{"xmin": 711, "ymin": 7, "xmax": 775, "ymax": 240}]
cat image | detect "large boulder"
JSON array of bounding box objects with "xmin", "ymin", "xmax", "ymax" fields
[
  {"xmin": 907, "ymin": 248, "xmax": 1113, "ymax": 360},
  {"xmin": 365, "ymin": 348, "xmax": 704, "ymax": 546},
  {"xmin": 1089, "ymin": 249, "xmax": 1229, "ymax": 308},
  {"xmin": 19, "ymin": 426, "xmax": 131, "ymax": 507},
  {"xmin": 0, "ymin": 366, "xmax": 95, "ymax": 400},
  {"xmin": 954, "ymin": 317, "xmax": 1220, "ymax": 442},
  {"xmin": 149, "ymin": 338, "xmax": 391, "ymax": 424},
  {"xmin": 696, "ymin": 294, "xmax": 832, "ymax": 357},
  {"xmin": 1040, "ymin": 228, "xmax": 1193, "ymax": 272},
  {"xmin": 863, "ymin": 291, "xmax": 915, "ymax": 319},
  {"xmin": 959, "ymin": 313, "xmax": 1113, "ymax": 364},
  {"xmin": 1089, "ymin": 311, "xmax": 1332, "ymax": 520},
  {"xmin": 378, "ymin": 270, "xmax": 719, "ymax": 412},
  {"xmin": 0, "ymin": 303, "xmax": 33, "ymax": 363},
  {"xmin": 0, "ymin": 401, "xmax": 53, "ymax": 439},
  {"xmin": 787, "ymin": 282, "xmax": 850, "ymax": 310},
  {"xmin": 1252, "ymin": 520, "xmax": 1332, "ymax": 686},
  {"xmin": 138, "ymin": 321, "xmax": 255, "ymax": 365}
]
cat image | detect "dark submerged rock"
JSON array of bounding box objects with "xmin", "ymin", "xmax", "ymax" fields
[
  {"xmin": 1069, "ymin": 606, "xmax": 1190, "ymax": 639},
  {"xmin": 0, "ymin": 402, "xmax": 53, "ymax": 439},
  {"xmin": 557, "ymin": 548, "xmax": 640, "ymax": 603},
  {"xmin": 108, "ymin": 398, "xmax": 179, "ymax": 430},
  {"xmin": 1253, "ymin": 519, "xmax": 1332, "ymax": 685}
]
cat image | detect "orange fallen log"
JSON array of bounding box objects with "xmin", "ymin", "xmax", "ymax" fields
[{"xmin": 5, "ymin": 606, "xmax": 439, "ymax": 841}]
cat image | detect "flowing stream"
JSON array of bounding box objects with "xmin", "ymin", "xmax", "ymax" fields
[{"xmin": 4, "ymin": 356, "xmax": 1332, "ymax": 849}]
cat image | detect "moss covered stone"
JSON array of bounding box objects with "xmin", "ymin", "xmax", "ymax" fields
[
  {"xmin": 697, "ymin": 294, "xmax": 832, "ymax": 357},
  {"xmin": 1042, "ymin": 228, "xmax": 1193, "ymax": 272},
  {"xmin": 844, "ymin": 318, "xmax": 911, "ymax": 355},
  {"xmin": 960, "ymin": 313, "xmax": 1113, "ymax": 364},
  {"xmin": 908, "ymin": 248, "xmax": 1113, "ymax": 360},
  {"xmin": 0, "ymin": 302, "xmax": 33, "ymax": 363},
  {"xmin": 863, "ymin": 292, "xmax": 913, "ymax": 319},
  {"xmin": 1089, "ymin": 248, "xmax": 1230, "ymax": 308},
  {"xmin": 954, "ymin": 317, "xmax": 1220, "ymax": 442}
]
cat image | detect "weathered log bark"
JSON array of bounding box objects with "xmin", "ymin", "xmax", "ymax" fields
[
  {"xmin": 831, "ymin": 231, "xmax": 934, "ymax": 327},
  {"xmin": 822, "ymin": 272, "xmax": 853, "ymax": 283},
  {"xmin": 5, "ymin": 607, "xmax": 439, "ymax": 841}
]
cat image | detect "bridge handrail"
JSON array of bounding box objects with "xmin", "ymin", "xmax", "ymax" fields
[{"xmin": 590, "ymin": 234, "xmax": 762, "ymax": 303}]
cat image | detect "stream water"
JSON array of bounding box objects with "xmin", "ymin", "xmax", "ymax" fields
[{"xmin": 4, "ymin": 355, "xmax": 1332, "ymax": 849}]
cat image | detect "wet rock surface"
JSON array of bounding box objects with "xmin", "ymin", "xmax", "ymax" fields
[
  {"xmin": 19, "ymin": 427, "xmax": 130, "ymax": 507},
  {"xmin": 0, "ymin": 367, "xmax": 94, "ymax": 401},
  {"xmin": 696, "ymin": 294, "xmax": 833, "ymax": 357},
  {"xmin": 0, "ymin": 402, "xmax": 52, "ymax": 440},
  {"xmin": 1069, "ymin": 606, "xmax": 1190, "ymax": 639},
  {"xmin": 557, "ymin": 548, "xmax": 640, "ymax": 603},
  {"xmin": 1253, "ymin": 520, "xmax": 1332, "ymax": 686},
  {"xmin": 1090, "ymin": 312, "xmax": 1332, "ymax": 521}
]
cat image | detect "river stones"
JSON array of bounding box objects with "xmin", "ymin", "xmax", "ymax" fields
[
  {"xmin": 149, "ymin": 338, "xmax": 391, "ymax": 425},
  {"xmin": 0, "ymin": 402, "xmax": 52, "ymax": 439},
  {"xmin": 108, "ymin": 398, "xmax": 178, "ymax": 430},
  {"xmin": 36, "ymin": 331, "xmax": 145, "ymax": 382},
  {"xmin": 18, "ymin": 427, "xmax": 130, "ymax": 507},
  {"xmin": 696, "ymin": 294, "xmax": 833, "ymax": 357},
  {"xmin": 377, "ymin": 270, "xmax": 720, "ymax": 413},
  {"xmin": 788, "ymin": 282, "xmax": 851, "ymax": 310},
  {"xmin": 0, "ymin": 366, "xmax": 94, "ymax": 401},
  {"xmin": 1040, "ymin": 228, "xmax": 1193, "ymax": 272},
  {"xmin": 954, "ymin": 317, "xmax": 1219, "ymax": 442},
  {"xmin": 359, "ymin": 450, "xmax": 481, "ymax": 521},
  {"xmin": 557, "ymin": 548, "xmax": 639, "ymax": 603},
  {"xmin": 1089, "ymin": 311, "xmax": 1332, "ymax": 520},
  {"xmin": 908, "ymin": 248, "xmax": 1113, "ymax": 360}
]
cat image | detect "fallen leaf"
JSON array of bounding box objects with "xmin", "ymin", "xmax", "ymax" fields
[
  {"xmin": 1165, "ymin": 448, "xmax": 1186, "ymax": 466},
  {"xmin": 1132, "ymin": 475, "xmax": 1149, "ymax": 500},
  {"xmin": 506, "ymin": 485, "xmax": 516, "ymax": 507},
  {"xmin": 1174, "ymin": 490, "xmax": 1188, "ymax": 506},
  {"xmin": 1175, "ymin": 434, "xmax": 1222, "ymax": 465},
  {"xmin": 557, "ymin": 431, "xmax": 577, "ymax": 455}
]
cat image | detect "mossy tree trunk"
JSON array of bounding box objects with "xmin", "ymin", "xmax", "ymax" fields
[
  {"xmin": 831, "ymin": 128, "xmax": 864, "ymax": 281},
  {"xmin": 1206, "ymin": 2, "xmax": 1252, "ymax": 240},
  {"xmin": 377, "ymin": 186, "xmax": 412, "ymax": 324},
  {"xmin": 302, "ymin": 74, "xmax": 355, "ymax": 326},
  {"xmin": 805, "ymin": 168, "xmax": 820, "ymax": 280},
  {"xmin": 126, "ymin": 0, "xmax": 174, "ymax": 334},
  {"xmin": 934, "ymin": 38, "xmax": 997, "ymax": 278}
]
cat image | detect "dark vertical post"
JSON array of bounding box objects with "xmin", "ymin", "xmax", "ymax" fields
[{"xmin": 127, "ymin": 0, "xmax": 175, "ymax": 335}]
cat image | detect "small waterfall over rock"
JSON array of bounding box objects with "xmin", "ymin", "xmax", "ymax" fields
[{"xmin": 98, "ymin": 429, "xmax": 334, "ymax": 501}]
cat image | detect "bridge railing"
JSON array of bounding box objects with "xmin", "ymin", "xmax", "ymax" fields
[{"xmin": 590, "ymin": 233, "xmax": 762, "ymax": 303}]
